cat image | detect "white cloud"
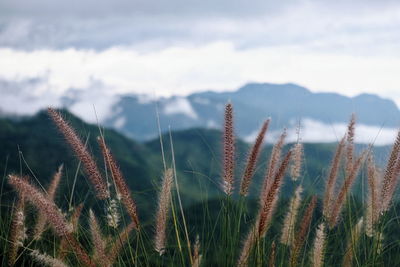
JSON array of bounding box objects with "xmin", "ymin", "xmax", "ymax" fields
[
  {"xmin": 163, "ymin": 97, "xmax": 198, "ymax": 119},
  {"xmin": 113, "ymin": 116, "xmax": 126, "ymax": 129},
  {"xmin": 0, "ymin": 43, "xmax": 399, "ymax": 107},
  {"xmin": 245, "ymin": 118, "xmax": 398, "ymax": 145}
]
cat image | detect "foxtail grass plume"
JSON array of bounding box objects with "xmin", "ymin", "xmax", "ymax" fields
[
  {"xmin": 69, "ymin": 203, "xmax": 84, "ymax": 233},
  {"xmin": 258, "ymin": 150, "xmax": 292, "ymax": 237},
  {"xmin": 237, "ymin": 226, "xmax": 258, "ymax": 267},
  {"xmin": 154, "ymin": 168, "xmax": 174, "ymax": 255},
  {"xmin": 89, "ymin": 209, "xmax": 109, "ymax": 266},
  {"xmin": 106, "ymin": 199, "xmax": 120, "ymax": 229},
  {"xmin": 343, "ymin": 217, "xmax": 364, "ymax": 267},
  {"xmin": 222, "ymin": 102, "xmax": 235, "ymax": 196},
  {"xmin": 268, "ymin": 241, "xmax": 276, "ymax": 267},
  {"xmin": 366, "ymin": 153, "xmax": 381, "ymax": 237},
  {"xmin": 238, "ymin": 150, "xmax": 292, "ymax": 267},
  {"xmin": 376, "ymin": 233, "xmax": 384, "ymax": 255},
  {"xmin": 328, "ymin": 152, "xmax": 366, "ymax": 228},
  {"xmin": 280, "ymin": 185, "xmax": 303, "ymax": 246},
  {"xmin": 8, "ymin": 197, "xmax": 26, "ymax": 266},
  {"xmin": 8, "ymin": 175, "xmax": 94, "ymax": 267},
  {"xmin": 8, "ymin": 174, "xmax": 71, "ymax": 236},
  {"xmin": 290, "ymin": 142, "xmax": 303, "ymax": 181},
  {"xmin": 34, "ymin": 164, "xmax": 63, "ymax": 240},
  {"xmin": 311, "ymin": 223, "xmax": 326, "ymax": 267},
  {"xmin": 380, "ymin": 129, "xmax": 400, "ymax": 212},
  {"xmin": 345, "ymin": 114, "xmax": 356, "ymax": 174},
  {"xmin": 98, "ymin": 137, "xmax": 139, "ymax": 229},
  {"xmin": 47, "ymin": 108, "xmax": 109, "ymax": 199},
  {"xmin": 323, "ymin": 137, "xmax": 346, "ymax": 218},
  {"xmin": 262, "ymin": 129, "xmax": 287, "ymax": 197},
  {"xmin": 290, "ymin": 196, "xmax": 317, "ymax": 267},
  {"xmin": 30, "ymin": 250, "xmax": 68, "ymax": 267},
  {"xmin": 240, "ymin": 119, "xmax": 270, "ymax": 196},
  {"xmin": 192, "ymin": 235, "xmax": 202, "ymax": 267},
  {"xmin": 59, "ymin": 203, "xmax": 84, "ymax": 260}
]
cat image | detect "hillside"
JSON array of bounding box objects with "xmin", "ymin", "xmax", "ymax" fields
[
  {"xmin": 0, "ymin": 110, "xmax": 159, "ymax": 219},
  {"xmin": 1, "ymin": 110, "xmax": 392, "ymax": 214}
]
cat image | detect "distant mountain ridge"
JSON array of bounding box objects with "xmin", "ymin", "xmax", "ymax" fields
[{"xmin": 104, "ymin": 83, "xmax": 400, "ymax": 141}]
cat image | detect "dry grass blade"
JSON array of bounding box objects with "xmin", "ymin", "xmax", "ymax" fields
[
  {"xmin": 323, "ymin": 137, "xmax": 346, "ymax": 218},
  {"xmin": 34, "ymin": 164, "xmax": 63, "ymax": 240},
  {"xmin": 154, "ymin": 168, "xmax": 174, "ymax": 255},
  {"xmin": 240, "ymin": 119, "xmax": 270, "ymax": 196},
  {"xmin": 47, "ymin": 108, "xmax": 109, "ymax": 199},
  {"xmin": 98, "ymin": 137, "xmax": 139, "ymax": 229},
  {"xmin": 290, "ymin": 196, "xmax": 317, "ymax": 267},
  {"xmin": 222, "ymin": 102, "xmax": 235, "ymax": 195}
]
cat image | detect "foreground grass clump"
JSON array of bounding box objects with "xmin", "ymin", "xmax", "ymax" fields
[{"xmin": 2, "ymin": 105, "xmax": 400, "ymax": 266}]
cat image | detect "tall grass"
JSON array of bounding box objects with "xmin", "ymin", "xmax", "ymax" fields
[{"xmin": 1, "ymin": 105, "xmax": 400, "ymax": 266}]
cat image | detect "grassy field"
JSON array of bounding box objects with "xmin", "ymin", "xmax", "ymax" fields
[{"xmin": 1, "ymin": 104, "xmax": 400, "ymax": 267}]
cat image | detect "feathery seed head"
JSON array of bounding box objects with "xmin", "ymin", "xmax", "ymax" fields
[
  {"xmin": 262, "ymin": 129, "xmax": 287, "ymax": 197},
  {"xmin": 258, "ymin": 150, "xmax": 292, "ymax": 237},
  {"xmin": 8, "ymin": 174, "xmax": 72, "ymax": 236},
  {"xmin": 323, "ymin": 137, "xmax": 346, "ymax": 219},
  {"xmin": 106, "ymin": 199, "xmax": 120, "ymax": 229},
  {"xmin": 381, "ymin": 130, "xmax": 400, "ymax": 209},
  {"xmin": 154, "ymin": 168, "xmax": 174, "ymax": 255},
  {"xmin": 97, "ymin": 136, "xmax": 140, "ymax": 228},
  {"xmin": 47, "ymin": 108, "xmax": 109, "ymax": 199},
  {"xmin": 328, "ymin": 151, "xmax": 366, "ymax": 228},
  {"xmin": 30, "ymin": 250, "xmax": 68, "ymax": 267},
  {"xmin": 280, "ymin": 185, "xmax": 303, "ymax": 245},
  {"xmin": 222, "ymin": 102, "xmax": 235, "ymax": 196},
  {"xmin": 311, "ymin": 223, "xmax": 326, "ymax": 267},
  {"xmin": 8, "ymin": 198, "xmax": 26, "ymax": 266},
  {"xmin": 290, "ymin": 196, "xmax": 317, "ymax": 267},
  {"xmin": 240, "ymin": 119, "xmax": 270, "ymax": 196},
  {"xmin": 290, "ymin": 142, "xmax": 303, "ymax": 181}
]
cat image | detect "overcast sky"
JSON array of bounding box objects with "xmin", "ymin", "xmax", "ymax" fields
[{"xmin": 0, "ymin": 0, "xmax": 400, "ymax": 107}]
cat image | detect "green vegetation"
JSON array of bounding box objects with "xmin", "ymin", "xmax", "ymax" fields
[{"xmin": 0, "ymin": 107, "xmax": 399, "ymax": 266}]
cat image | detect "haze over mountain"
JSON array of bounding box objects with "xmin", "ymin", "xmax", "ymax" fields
[
  {"xmin": 1, "ymin": 82, "xmax": 399, "ymax": 144},
  {"xmin": 104, "ymin": 83, "xmax": 400, "ymax": 144}
]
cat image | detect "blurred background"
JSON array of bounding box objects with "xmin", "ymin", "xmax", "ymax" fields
[{"xmin": 0, "ymin": 0, "xmax": 400, "ymax": 144}]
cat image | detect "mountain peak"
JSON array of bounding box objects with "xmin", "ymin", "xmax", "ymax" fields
[{"xmin": 104, "ymin": 82, "xmax": 400, "ymax": 143}]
